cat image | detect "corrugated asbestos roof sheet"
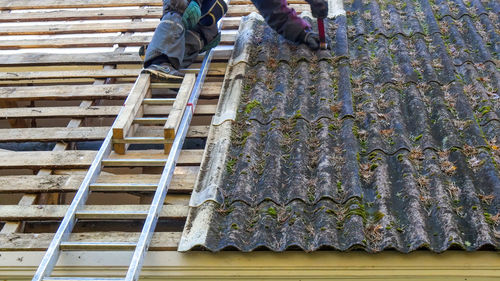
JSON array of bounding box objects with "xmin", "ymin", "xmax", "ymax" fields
[{"xmin": 179, "ymin": 0, "xmax": 500, "ymax": 252}]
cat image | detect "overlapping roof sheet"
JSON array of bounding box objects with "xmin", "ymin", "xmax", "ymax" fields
[{"xmin": 179, "ymin": 0, "xmax": 500, "ymax": 252}]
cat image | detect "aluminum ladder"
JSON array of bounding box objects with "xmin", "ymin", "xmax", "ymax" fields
[{"xmin": 32, "ymin": 10, "xmax": 225, "ymax": 279}]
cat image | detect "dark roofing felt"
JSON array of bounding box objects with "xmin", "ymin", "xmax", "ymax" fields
[{"xmin": 179, "ymin": 0, "xmax": 500, "ymax": 252}]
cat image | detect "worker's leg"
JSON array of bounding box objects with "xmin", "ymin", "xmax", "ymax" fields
[
  {"xmin": 144, "ymin": 11, "xmax": 185, "ymax": 69},
  {"xmin": 180, "ymin": 29, "xmax": 203, "ymax": 69},
  {"xmin": 180, "ymin": 24, "xmax": 220, "ymax": 68}
]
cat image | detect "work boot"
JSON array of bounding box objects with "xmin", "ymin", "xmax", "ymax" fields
[{"xmin": 142, "ymin": 62, "xmax": 185, "ymax": 80}]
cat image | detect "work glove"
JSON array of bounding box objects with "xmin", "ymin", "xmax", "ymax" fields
[
  {"xmin": 306, "ymin": 0, "xmax": 328, "ymax": 18},
  {"xmin": 182, "ymin": 1, "xmax": 202, "ymax": 30},
  {"xmin": 303, "ymin": 31, "xmax": 320, "ymax": 50},
  {"xmin": 200, "ymin": 32, "xmax": 221, "ymax": 53}
]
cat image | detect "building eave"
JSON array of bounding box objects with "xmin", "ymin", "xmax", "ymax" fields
[{"xmin": 1, "ymin": 250, "xmax": 499, "ymax": 280}]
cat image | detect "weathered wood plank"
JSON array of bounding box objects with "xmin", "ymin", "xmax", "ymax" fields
[
  {"xmin": 0, "ymin": 172, "xmax": 196, "ymax": 193},
  {"xmin": 112, "ymin": 73, "xmax": 150, "ymax": 154},
  {"xmin": 0, "ymin": 106, "xmax": 121, "ymax": 118},
  {"xmin": 0, "ymin": 0, "xmax": 305, "ymax": 10},
  {"xmin": 0, "ymin": 63, "xmax": 226, "ymax": 83},
  {"xmin": 0, "ymin": 17, "xmax": 246, "ymax": 36},
  {"xmin": 0, "ymin": 84, "xmax": 132, "ymax": 101},
  {"xmin": 0, "ymin": 100, "xmax": 28, "ymax": 128},
  {"xmin": 0, "ymin": 46, "xmax": 233, "ymax": 66},
  {"xmin": 0, "ymin": 21, "xmax": 159, "ymax": 36},
  {"xmin": 0, "ymin": 31, "xmax": 237, "ymax": 50},
  {"xmin": 0, "ymin": 69, "xmax": 140, "ymax": 81},
  {"xmin": 0, "ymin": 125, "xmax": 209, "ymax": 142},
  {"xmin": 145, "ymin": 104, "xmax": 217, "ymax": 115},
  {"xmin": 0, "ymin": 0, "xmax": 162, "ymax": 10},
  {"xmin": 0, "ymin": 151, "xmax": 96, "ymax": 169},
  {"xmin": 0, "ymin": 232, "xmax": 180, "ymax": 251},
  {"xmin": 0, "ymin": 204, "xmax": 188, "ymax": 220},
  {"xmin": 0, "ymin": 81, "xmax": 221, "ymax": 101},
  {"xmin": 0, "ymin": 127, "xmax": 109, "ymax": 142},
  {"xmin": 0, "ymin": 104, "xmax": 216, "ymax": 119},
  {"xmin": 0, "ymin": 2, "xmax": 307, "ymax": 17},
  {"xmin": 0, "ymin": 8, "xmax": 162, "ymax": 23},
  {"xmin": 108, "ymin": 149, "xmax": 203, "ymax": 161},
  {"xmin": 164, "ymin": 74, "xmax": 196, "ymax": 152},
  {"xmin": 0, "ymin": 35, "xmax": 153, "ymax": 50},
  {"xmin": 0, "ymin": 149, "xmax": 203, "ymax": 169},
  {"xmin": 0, "ymin": 52, "xmax": 141, "ymax": 66}
]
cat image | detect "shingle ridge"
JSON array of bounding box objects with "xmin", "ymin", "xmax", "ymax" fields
[
  {"xmin": 349, "ymin": 27, "xmax": 493, "ymax": 47},
  {"xmin": 364, "ymin": 144, "xmax": 494, "ymax": 159},
  {"xmin": 245, "ymin": 115, "xmax": 355, "ymax": 126},
  {"xmin": 227, "ymin": 193, "xmax": 368, "ymax": 208},
  {"xmin": 186, "ymin": 238, "xmax": 499, "ymax": 253},
  {"xmin": 437, "ymin": 11, "xmax": 489, "ymax": 21},
  {"xmin": 480, "ymin": 119, "xmax": 500, "ymax": 127},
  {"xmin": 244, "ymin": 54, "xmax": 344, "ymax": 68}
]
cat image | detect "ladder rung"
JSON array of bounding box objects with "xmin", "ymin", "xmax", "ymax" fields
[
  {"xmin": 60, "ymin": 242, "xmax": 136, "ymax": 251},
  {"xmin": 43, "ymin": 277, "xmax": 125, "ymax": 281},
  {"xmin": 133, "ymin": 117, "xmax": 168, "ymax": 125},
  {"xmin": 90, "ymin": 183, "xmax": 158, "ymax": 192},
  {"xmin": 113, "ymin": 137, "xmax": 172, "ymax": 144},
  {"xmin": 143, "ymin": 98, "xmax": 176, "ymax": 105},
  {"xmin": 150, "ymin": 82, "xmax": 181, "ymax": 89},
  {"xmin": 102, "ymin": 159, "xmax": 166, "ymax": 167},
  {"xmin": 76, "ymin": 210, "xmax": 148, "ymax": 219}
]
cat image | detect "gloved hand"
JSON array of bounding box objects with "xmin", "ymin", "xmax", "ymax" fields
[
  {"xmin": 306, "ymin": 0, "xmax": 328, "ymax": 18},
  {"xmin": 182, "ymin": 0, "xmax": 201, "ymax": 30},
  {"xmin": 200, "ymin": 32, "xmax": 221, "ymax": 53},
  {"xmin": 303, "ymin": 31, "xmax": 320, "ymax": 50}
]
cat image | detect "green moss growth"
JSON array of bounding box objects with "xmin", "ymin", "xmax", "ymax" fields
[
  {"xmin": 293, "ymin": 110, "xmax": 302, "ymax": 119},
  {"xmin": 352, "ymin": 125, "xmax": 359, "ymax": 138},
  {"xmin": 239, "ymin": 131, "xmax": 251, "ymax": 146},
  {"xmin": 231, "ymin": 223, "xmax": 239, "ymax": 230},
  {"xmin": 484, "ymin": 212, "xmax": 497, "ymax": 225},
  {"xmin": 479, "ymin": 105, "xmax": 491, "ymax": 115},
  {"xmin": 374, "ymin": 211, "xmax": 385, "ymax": 222},
  {"xmin": 397, "ymin": 153, "xmax": 404, "ymax": 161},
  {"xmin": 226, "ymin": 158, "xmax": 237, "ymax": 174},
  {"xmin": 337, "ymin": 181, "xmax": 343, "ymax": 193},
  {"xmin": 244, "ymin": 99, "xmax": 261, "ymax": 114},
  {"xmin": 267, "ymin": 206, "xmax": 277, "ymax": 218}
]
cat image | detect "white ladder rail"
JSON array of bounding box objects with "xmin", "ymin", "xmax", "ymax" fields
[
  {"xmin": 125, "ymin": 15, "xmax": 223, "ymax": 281},
  {"xmin": 33, "ymin": 1, "xmax": 231, "ymax": 280}
]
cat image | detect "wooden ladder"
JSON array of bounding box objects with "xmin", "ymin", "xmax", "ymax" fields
[{"xmin": 112, "ymin": 72, "xmax": 196, "ymax": 155}]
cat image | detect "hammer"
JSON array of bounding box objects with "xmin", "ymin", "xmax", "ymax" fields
[{"xmin": 317, "ymin": 18, "xmax": 327, "ymax": 50}]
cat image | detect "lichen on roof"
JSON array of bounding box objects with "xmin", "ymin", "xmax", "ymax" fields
[{"xmin": 180, "ymin": 0, "xmax": 500, "ymax": 252}]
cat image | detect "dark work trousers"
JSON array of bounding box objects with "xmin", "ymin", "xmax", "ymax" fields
[
  {"xmin": 144, "ymin": 2, "xmax": 220, "ymax": 69},
  {"xmin": 144, "ymin": 11, "xmax": 201, "ymax": 69}
]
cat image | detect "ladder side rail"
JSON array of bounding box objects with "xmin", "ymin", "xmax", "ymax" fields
[
  {"xmin": 125, "ymin": 2, "xmax": 231, "ymax": 278},
  {"xmin": 32, "ymin": 130, "xmax": 114, "ymax": 281},
  {"xmin": 32, "ymin": 74, "xmax": 151, "ymax": 281}
]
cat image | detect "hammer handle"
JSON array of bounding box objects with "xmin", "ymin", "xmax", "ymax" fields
[{"xmin": 317, "ymin": 18, "xmax": 327, "ymax": 49}]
